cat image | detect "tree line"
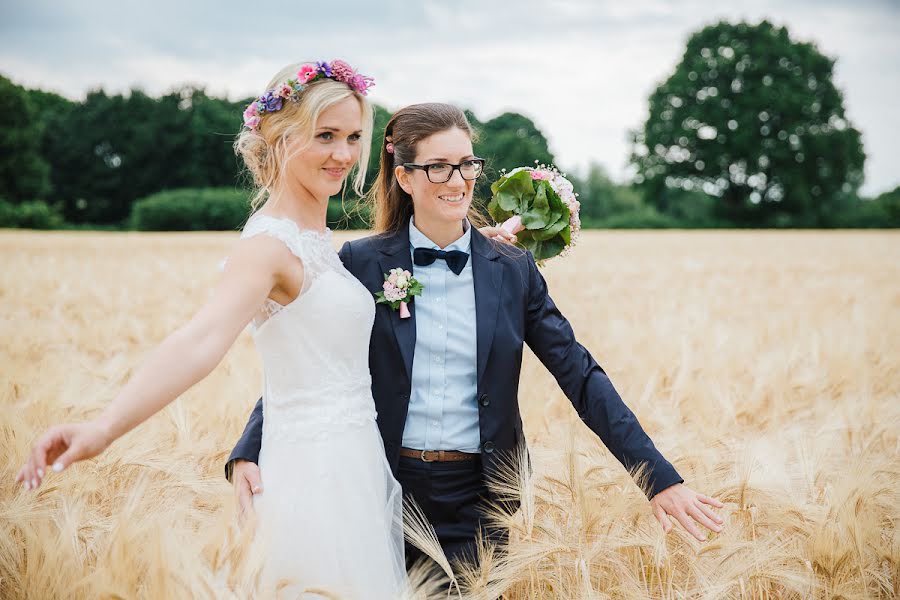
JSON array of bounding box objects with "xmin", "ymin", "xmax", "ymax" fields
[{"xmin": 1, "ymin": 20, "xmax": 897, "ymax": 230}]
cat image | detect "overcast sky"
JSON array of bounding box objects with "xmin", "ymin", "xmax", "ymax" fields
[{"xmin": 2, "ymin": 0, "xmax": 897, "ymax": 195}]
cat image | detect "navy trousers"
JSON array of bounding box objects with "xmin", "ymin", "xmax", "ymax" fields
[{"xmin": 398, "ymin": 454, "xmax": 508, "ymax": 569}]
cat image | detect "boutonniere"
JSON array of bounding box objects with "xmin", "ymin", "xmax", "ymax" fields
[{"xmin": 375, "ymin": 268, "xmax": 423, "ymax": 319}]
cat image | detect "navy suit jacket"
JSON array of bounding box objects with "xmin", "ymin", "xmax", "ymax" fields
[{"xmin": 226, "ymin": 221, "xmax": 683, "ymax": 501}]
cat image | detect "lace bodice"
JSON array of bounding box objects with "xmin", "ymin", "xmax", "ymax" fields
[{"xmin": 239, "ymin": 214, "xmax": 377, "ymax": 440}]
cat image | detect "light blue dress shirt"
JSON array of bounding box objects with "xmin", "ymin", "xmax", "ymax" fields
[{"xmin": 402, "ymin": 217, "xmax": 481, "ymax": 453}]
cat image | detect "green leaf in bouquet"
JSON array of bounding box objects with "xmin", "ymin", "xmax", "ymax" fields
[
  {"xmin": 521, "ymin": 183, "xmax": 551, "ymax": 229},
  {"xmin": 560, "ymin": 223, "xmax": 571, "ymax": 245},
  {"xmin": 544, "ymin": 183, "xmax": 568, "ymax": 215},
  {"xmin": 487, "ymin": 194, "xmax": 512, "ymax": 223},
  {"xmin": 497, "ymin": 189, "xmax": 520, "ymax": 213},
  {"xmin": 530, "ymin": 236, "xmax": 567, "ymax": 261},
  {"xmin": 532, "ymin": 214, "xmax": 569, "ymax": 241},
  {"xmin": 497, "ymin": 170, "xmax": 535, "ymax": 211}
]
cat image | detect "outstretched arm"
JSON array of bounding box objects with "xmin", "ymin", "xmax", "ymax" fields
[
  {"xmin": 16, "ymin": 235, "xmax": 295, "ymax": 491},
  {"xmin": 521, "ymin": 253, "xmax": 723, "ymax": 539}
]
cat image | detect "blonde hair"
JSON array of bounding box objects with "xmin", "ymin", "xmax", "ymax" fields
[{"xmin": 234, "ymin": 62, "xmax": 374, "ymax": 212}]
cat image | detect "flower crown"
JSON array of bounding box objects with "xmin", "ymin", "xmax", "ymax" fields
[{"xmin": 242, "ymin": 60, "xmax": 374, "ymax": 131}]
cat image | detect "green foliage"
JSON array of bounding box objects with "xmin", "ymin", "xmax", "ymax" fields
[
  {"xmin": 0, "ymin": 199, "xmax": 65, "ymax": 229},
  {"xmin": 3, "ymin": 67, "xmax": 888, "ymax": 230},
  {"xmin": 829, "ymin": 186, "xmax": 900, "ymax": 228},
  {"xmin": 572, "ymin": 164, "xmax": 645, "ymax": 226},
  {"xmin": 0, "ymin": 75, "xmax": 51, "ymax": 201},
  {"xmin": 872, "ymin": 186, "xmax": 900, "ymax": 225},
  {"xmin": 130, "ymin": 188, "xmax": 250, "ymax": 231},
  {"xmin": 630, "ymin": 20, "xmax": 866, "ymax": 226},
  {"xmin": 327, "ymin": 194, "xmax": 370, "ymax": 229},
  {"xmin": 40, "ymin": 86, "xmax": 245, "ymax": 225},
  {"xmin": 570, "ymin": 163, "xmax": 727, "ymax": 228}
]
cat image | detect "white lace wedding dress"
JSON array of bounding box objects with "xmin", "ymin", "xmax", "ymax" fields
[{"xmin": 239, "ymin": 214, "xmax": 407, "ymax": 598}]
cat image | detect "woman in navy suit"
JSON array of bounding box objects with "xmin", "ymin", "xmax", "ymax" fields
[{"xmin": 227, "ymin": 103, "xmax": 724, "ymax": 567}]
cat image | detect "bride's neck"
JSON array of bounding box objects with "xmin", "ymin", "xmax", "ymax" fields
[{"xmin": 264, "ymin": 181, "xmax": 329, "ymax": 231}]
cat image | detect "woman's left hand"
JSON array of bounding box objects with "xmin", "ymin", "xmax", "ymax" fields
[
  {"xmin": 478, "ymin": 226, "xmax": 517, "ymax": 245},
  {"xmin": 650, "ymin": 483, "xmax": 725, "ymax": 541},
  {"xmin": 16, "ymin": 420, "xmax": 113, "ymax": 491}
]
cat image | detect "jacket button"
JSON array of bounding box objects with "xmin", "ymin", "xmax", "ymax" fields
[
  {"xmin": 479, "ymin": 394, "xmax": 490, "ymax": 406},
  {"xmin": 483, "ymin": 441, "xmax": 495, "ymax": 453}
]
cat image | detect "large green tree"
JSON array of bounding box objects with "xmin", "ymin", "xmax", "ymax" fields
[
  {"xmin": 0, "ymin": 75, "xmax": 51, "ymax": 202},
  {"xmin": 44, "ymin": 87, "xmax": 246, "ymax": 223},
  {"xmin": 630, "ymin": 20, "xmax": 865, "ymax": 226}
]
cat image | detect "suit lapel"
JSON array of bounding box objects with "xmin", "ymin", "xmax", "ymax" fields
[
  {"xmin": 376, "ymin": 226, "xmax": 416, "ymax": 381},
  {"xmin": 471, "ymin": 229, "xmax": 503, "ymax": 388}
]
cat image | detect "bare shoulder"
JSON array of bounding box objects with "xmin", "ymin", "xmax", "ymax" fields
[{"xmin": 225, "ymin": 233, "xmax": 301, "ymax": 279}]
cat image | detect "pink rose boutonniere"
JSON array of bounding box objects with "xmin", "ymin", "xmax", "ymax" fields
[{"xmin": 375, "ymin": 268, "xmax": 423, "ymax": 318}]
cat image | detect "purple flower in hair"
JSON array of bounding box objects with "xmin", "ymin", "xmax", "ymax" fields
[
  {"xmin": 261, "ymin": 91, "xmax": 283, "ymax": 113},
  {"xmin": 316, "ymin": 61, "xmax": 333, "ymax": 77}
]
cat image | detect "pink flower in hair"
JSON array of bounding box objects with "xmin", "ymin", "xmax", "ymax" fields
[
  {"xmin": 297, "ymin": 64, "xmax": 317, "ymax": 83},
  {"xmin": 244, "ymin": 115, "xmax": 261, "ymax": 130},
  {"xmin": 277, "ymin": 83, "xmax": 293, "ymax": 98},
  {"xmin": 243, "ymin": 103, "xmax": 259, "ymax": 120},
  {"xmin": 350, "ymin": 73, "xmax": 373, "ymax": 95},
  {"xmin": 330, "ymin": 59, "xmax": 355, "ymax": 83}
]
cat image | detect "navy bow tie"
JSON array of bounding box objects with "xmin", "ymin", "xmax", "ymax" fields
[{"xmin": 413, "ymin": 247, "xmax": 469, "ymax": 275}]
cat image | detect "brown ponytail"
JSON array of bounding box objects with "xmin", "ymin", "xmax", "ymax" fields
[{"xmin": 366, "ymin": 103, "xmax": 487, "ymax": 233}]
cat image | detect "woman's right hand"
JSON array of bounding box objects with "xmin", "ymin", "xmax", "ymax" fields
[{"xmin": 16, "ymin": 420, "xmax": 114, "ymax": 491}]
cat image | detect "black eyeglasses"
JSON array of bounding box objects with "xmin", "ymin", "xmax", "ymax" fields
[{"xmin": 403, "ymin": 158, "xmax": 485, "ymax": 183}]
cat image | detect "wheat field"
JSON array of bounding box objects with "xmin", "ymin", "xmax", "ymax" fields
[{"xmin": 1, "ymin": 229, "xmax": 898, "ymax": 599}]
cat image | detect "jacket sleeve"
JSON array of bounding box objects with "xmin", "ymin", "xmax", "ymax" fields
[
  {"xmin": 521, "ymin": 253, "xmax": 683, "ymax": 499},
  {"xmin": 224, "ymin": 398, "xmax": 264, "ymax": 482}
]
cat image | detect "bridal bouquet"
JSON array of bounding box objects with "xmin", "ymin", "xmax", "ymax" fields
[{"xmin": 487, "ymin": 163, "xmax": 581, "ymax": 261}]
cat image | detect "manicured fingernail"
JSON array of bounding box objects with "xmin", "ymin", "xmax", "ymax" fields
[
  {"xmin": 52, "ymin": 462, "xmax": 64, "ymax": 472},
  {"xmin": 37, "ymin": 468, "xmax": 44, "ymax": 478},
  {"xmin": 253, "ymin": 486, "xmax": 262, "ymax": 493},
  {"xmin": 32, "ymin": 478, "xmax": 38, "ymax": 488},
  {"xmin": 24, "ymin": 481, "xmax": 31, "ymax": 491}
]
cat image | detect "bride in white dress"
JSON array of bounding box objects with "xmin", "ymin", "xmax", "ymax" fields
[
  {"xmin": 241, "ymin": 213, "xmax": 406, "ymax": 597},
  {"xmin": 16, "ymin": 60, "xmax": 408, "ymax": 598}
]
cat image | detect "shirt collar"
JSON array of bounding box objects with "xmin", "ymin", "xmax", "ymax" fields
[{"xmin": 409, "ymin": 217, "xmax": 471, "ymax": 253}]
